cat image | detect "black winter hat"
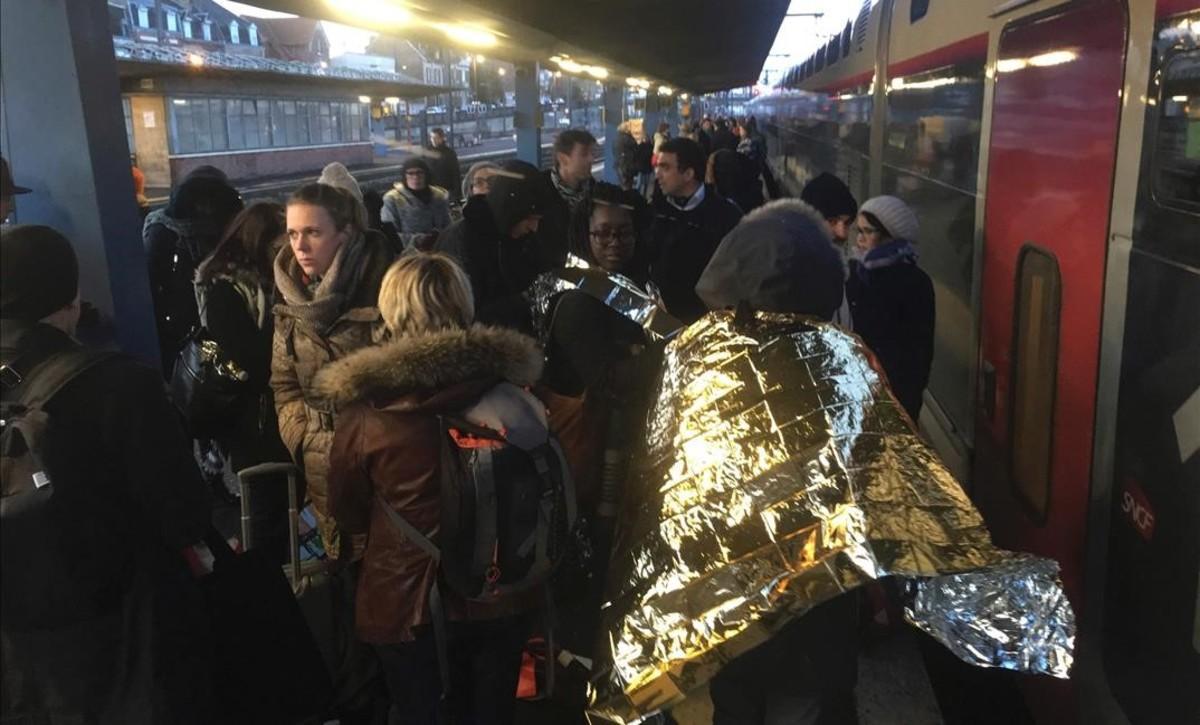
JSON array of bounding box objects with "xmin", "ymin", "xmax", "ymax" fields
[
  {"xmin": 695, "ymin": 199, "xmax": 844, "ymax": 321},
  {"xmin": 402, "ymin": 156, "xmax": 432, "ymax": 176},
  {"xmin": 1, "ymin": 225, "xmax": 79, "ymax": 322},
  {"xmin": 486, "ymin": 160, "xmax": 543, "ymax": 235},
  {"xmin": 800, "ymin": 172, "xmax": 858, "ymax": 220}
]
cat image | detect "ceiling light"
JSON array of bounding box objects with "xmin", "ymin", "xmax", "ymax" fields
[
  {"xmin": 658, "ymin": 85, "xmax": 673, "ymax": 95},
  {"xmin": 497, "ymin": 68, "xmax": 506, "ymax": 76},
  {"xmin": 358, "ymin": 95, "xmax": 371, "ymax": 103},
  {"xmin": 585, "ymin": 65, "xmax": 608, "ymax": 80},
  {"xmin": 385, "ymin": 96, "xmax": 401, "ymax": 104},
  {"xmin": 328, "ymin": 0, "xmax": 410, "ymax": 26},
  {"xmin": 558, "ymin": 59, "xmax": 585, "ymax": 74},
  {"xmin": 476, "ymin": 54, "xmax": 486, "ymax": 63},
  {"xmin": 440, "ymin": 24, "xmax": 498, "ymax": 48},
  {"xmin": 1172, "ymin": 95, "xmax": 1189, "ymax": 102}
]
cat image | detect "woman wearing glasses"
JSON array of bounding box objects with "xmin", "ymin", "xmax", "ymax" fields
[
  {"xmin": 567, "ymin": 181, "xmax": 651, "ymax": 285},
  {"xmin": 846, "ymin": 195, "xmax": 935, "ymax": 422}
]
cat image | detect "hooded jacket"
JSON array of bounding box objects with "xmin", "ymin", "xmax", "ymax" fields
[
  {"xmin": 269, "ymin": 229, "xmax": 395, "ymax": 558},
  {"xmin": 696, "ymin": 199, "xmax": 844, "ymax": 321},
  {"xmin": 647, "ymin": 183, "xmax": 743, "ymax": 324},
  {"xmin": 315, "ymin": 325, "xmax": 544, "ymax": 642},
  {"xmin": 380, "ymin": 182, "xmax": 452, "ymax": 251},
  {"xmin": 435, "ymin": 161, "xmax": 551, "ymax": 332},
  {"xmin": 143, "ymin": 166, "xmax": 243, "ymax": 373}
]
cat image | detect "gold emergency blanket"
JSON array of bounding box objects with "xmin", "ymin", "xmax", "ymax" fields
[{"xmin": 589, "ymin": 311, "xmax": 1075, "ymax": 723}]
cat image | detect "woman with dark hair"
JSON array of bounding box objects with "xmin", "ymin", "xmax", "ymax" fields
[
  {"xmin": 272, "ymin": 182, "xmax": 395, "ymax": 561},
  {"xmin": 144, "ymin": 165, "xmax": 244, "ymax": 373},
  {"xmin": 567, "ymin": 181, "xmax": 650, "ymax": 283},
  {"xmin": 846, "ymin": 195, "xmax": 935, "ymax": 421},
  {"xmin": 195, "ymin": 201, "xmax": 291, "ymax": 560}
]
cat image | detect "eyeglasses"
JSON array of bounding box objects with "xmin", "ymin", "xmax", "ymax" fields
[
  {"xmin": 590, "ymin": 227, "xmax": 635, "ymax": 243},
  {"xmin": 855, "ymin": 225, "xmax": 880, "ymax": 237},
  {"xmin": 405, "ymin": 170, "xmax": 425, "ymax": 177}
]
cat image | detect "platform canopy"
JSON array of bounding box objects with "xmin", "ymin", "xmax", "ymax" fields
[{"xmin": 256, "ymin": 0, "xmax": 789, "ymax": 93}]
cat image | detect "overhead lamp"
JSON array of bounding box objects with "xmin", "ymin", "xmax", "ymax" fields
[
  {"xmin": 498, "ymin": 67, "xmax": 506, "ymax": 76},
  {"xmin": 172, "ymin": 98, "xmax": 189, "ymax": 105},
  {"xmin": 440, "ymin": 23, "xmax": 498, "ymax": 48},
  {"xmin": 358, "ymin": 95, "xmax": 371, "ymax": 103},
  {"xmin": 549, "ymin": 55, "xmax": 565, "ymax": 64},
  {"xmin": 584, "ymin": 65, "xmax": 609, "ymax": 80},
  {"xmin": 385, "ymin": 96, "xmax": 401, "ymax": 104},
  {"xmin": 328, "ymin": 0, "xmax": 410, "ymax": 26},
  {"xmin": 890, "ymin": 77, "xmax": 905, "ymax": 90},
  {"xmin": 1028, "ymin": 50, "xmax": 1077, "ymax": 67},
  {"xmin": 558, "ymin": 59, "xmax": 585, "ymax": 74},
  {"xmin": 187, "ymin": 53, "xmax": 204, "ymax": 67},
  {"xmin": 658, "ymin": 85, "xmax": 674, "ymax": 95},
  {"xmin": 476, "ymin": 54, "xmax": 486, "ymax": 63},
  {"xmin": 555, "ymin": 71, "xmax": 563, "ymax": 78},
  {"xmin": 680, "ymin": 93, "xmax": 689, "ymax": 100}
]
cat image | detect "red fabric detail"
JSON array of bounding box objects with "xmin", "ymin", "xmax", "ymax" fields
[{"xmin": 447, "ymin": 427, "xmax": 507, "ymax": 449}]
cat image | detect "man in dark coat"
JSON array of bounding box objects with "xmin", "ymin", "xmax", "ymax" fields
[
  {"xmin": 427, "ymin": 128, "xmax": 463, "ymax": 205},
  {"xmin": 615, "ymin": 124, "xmax": 639, "ymax": 190},
  {"xmin": 647, "ymin": 137, "xmax": 742, "ymax": 324},
  {"xmin": 434, "ymin": 160, "xmax": 547, "ymax": 332},
  {"xmin": 1, "ymin": 225, "xmax": 214, "ymax": 724},
  {"xmin": 711, "ymin": 119, "xmax": 738, "ymax": 153},
  {"xmin": 143, "ymin": 165, "xmax": 243, "ymax": 374}
]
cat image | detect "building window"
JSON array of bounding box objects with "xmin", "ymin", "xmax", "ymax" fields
[
  {"xmin": 183, "ymin": 19, "xmax": 193, "ymax": 38},
  {"xmin": 911, "ymin": 0, "xmax": 931, "ymax": 23},
  {"xmin": 170, "ymin": 95, "xmax": 371, "ymax": 155},
  {"xmin": 123, "ymin": 97, "xmax": 135, "ymax": 155},
  {"xmin": 203, "ymin": 21, "xmax": 212, "ymax": 41},
  {"xmin": 166, "ymin": 9, "xmax": 178, "ymax": 33},
  {"xmin": 229, "ymin": 20, "xmax": 240, "ymax": 44},
  {"xmin": 248, "ymin": 23, "xmax": 258, "ymax": 46},
  {"xmin": 1009, "ymin": 246, "xmax": 1062, "ymax": 523},
  {"xmin": 136, "ymin": 4, "xmax": 150, "ymax": 28}
]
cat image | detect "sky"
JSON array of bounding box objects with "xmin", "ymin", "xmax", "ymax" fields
[
  {"xmin": 215, "ymin": 0, "xmax": 376, "ymax": 58},
  {"xmin": 760, "ymin": 0, "xmax": 866, "ymax": 85},
  {"xmin": 218, "ymin": 0, "xmax": 862, "ymax": 84}
]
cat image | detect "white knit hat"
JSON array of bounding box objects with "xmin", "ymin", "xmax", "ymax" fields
[
  {"xmin": 859, "ymin": 195, "xmax": 919, "ymax": 242},
  {"xmin": 317, "ymin": 162, "xmax": 363, "ymax": 203}
]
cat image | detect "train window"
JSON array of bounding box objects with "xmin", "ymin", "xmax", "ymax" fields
[
  {"xmin": 911, "ymin": 0, "xmax": 931, "ymax": 23},
  {"xmin": 1009, "ymin": 246, "xmax": 1062, "ymax": 523},
  {"xmin": 1153, "ymin": 52, "xmax": 1200, "ymax": 211}
]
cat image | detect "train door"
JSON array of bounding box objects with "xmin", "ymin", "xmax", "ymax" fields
[{"xmin": 973, "ymin": 0, "xmax": 1127, "ymax": 712}]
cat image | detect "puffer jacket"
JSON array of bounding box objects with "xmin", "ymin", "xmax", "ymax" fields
[
  {"xmin": 315, "ymin": 325, "xmax": 545, "ymax": 643},
  {"xmin": 380, "ymin": 183, "xmax": 452, "ymax": 251},
  {"xmin": 270, "ymin": 230, "xmax": 395, "ymax": 559}
]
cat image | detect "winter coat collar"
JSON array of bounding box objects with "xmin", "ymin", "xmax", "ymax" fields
[
  {"xmin": 666, "ymin": 183, "xmax": 706, "ymax": 212},
  {"xmin": 273, "ymin": 231, "xmax": 389, "ymax": 332},
  {"xmin": 312, "ymin": 324, "xmax": 543, "ymax": 407},
  {"xmin": 855, "ymin": 239, "xmax": 919, "ymax": 284},
  {"xmin": 390, "ymin": 183, "xmax": 449, "ymax": 205}
]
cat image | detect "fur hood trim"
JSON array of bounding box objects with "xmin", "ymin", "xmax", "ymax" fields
[{"xmin": 313, "ymin": 324, "xmax": 543, "ymax": 406}]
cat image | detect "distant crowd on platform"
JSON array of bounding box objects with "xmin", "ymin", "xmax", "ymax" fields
[{"xmin": 0, "ymin": 114, "xmax": 935, "ymax": 724}]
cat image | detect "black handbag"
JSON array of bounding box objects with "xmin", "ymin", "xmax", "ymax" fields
[
  {"xmin": 200, "ymin": 527, "xmax": 334, "ymax": 724},
  {"xmin": 169, "ymin": 327, "xmax": 249, "ymax": 438}
]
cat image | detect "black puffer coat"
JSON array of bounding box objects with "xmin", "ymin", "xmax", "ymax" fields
[
  {"xmin": 435, "ymin": 161, "xmax": 551, "ymax": 332},
  {"xmin": 143, "ymin": 167, "xmax": 243, "ymax": 374},
  {"xmin": 846, "ymin": 259, "xmax": 935, "ymax": 421}
]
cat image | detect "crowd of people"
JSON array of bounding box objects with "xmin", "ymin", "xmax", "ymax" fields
[{"xmin": 0, "ymin": 118, "xmax": 937, "ymax": 724}]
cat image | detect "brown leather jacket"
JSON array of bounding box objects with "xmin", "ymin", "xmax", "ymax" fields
[{"xmin": 314, "ymin": 325, "xmax": 544, "ymax": 643}]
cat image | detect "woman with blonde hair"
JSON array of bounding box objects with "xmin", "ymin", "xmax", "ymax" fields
[{"xmin": 316, "ymin": 252, "xmax": 547, "ymax": 725}]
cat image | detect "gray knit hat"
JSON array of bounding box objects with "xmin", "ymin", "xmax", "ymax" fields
[
  {"xmin": 317, "ymin": 162, "xmax": 363, "ymax": 203},
  {"xmin": 859, "ymin": 195, "xmax": 919, "ymax": 242}
]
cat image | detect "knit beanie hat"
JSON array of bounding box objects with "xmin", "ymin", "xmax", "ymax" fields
[
  {"xmin": 1, "ymin": 225, "xmax": 79, "ymax": 321},
  {"xmin": 317, "ymin": 162, "xmax": 363, "ymax": 204},
  {"xmin": 859, "ymin": 195, "xmax": 919, "ymax": 242},
  {"xmin": 695, "ymin": 199, "xmax": 844, "ymax": 321},
  {"xmin": 800, "ymin": 172, "xmax": 858, "ymax": 220}
]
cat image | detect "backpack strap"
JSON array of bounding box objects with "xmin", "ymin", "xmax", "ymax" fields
[
  {"xmin": 373, "ymin": 491, "xmax": 440, "ymax": 562},
  {"xmin": 2, "ymin": 335, "xmax": 115, "ymax": 411}
]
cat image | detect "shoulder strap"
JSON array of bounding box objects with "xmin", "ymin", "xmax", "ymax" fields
[
  {"xmin": 373, "ymin": 491, "xmax": 440, "ymax": 562},
  {"xmin": 15, "ymin": 349, "xmax": 117, "ymax": 410}
]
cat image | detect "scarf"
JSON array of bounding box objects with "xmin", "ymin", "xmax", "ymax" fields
[
  {"xmin": 551, "ymin": 167, "xmax": 589, "ymax": 211},
  {"xmin": 406, "ymin": 185, "xmax": 434, "ymax": 204},
  {"xmin": 856, "ymin": 239, "xmax": 918, "ymax": 283},
  {"xmin": 274, "ymin": 231, "xmax": 372, "ymax": 334}
]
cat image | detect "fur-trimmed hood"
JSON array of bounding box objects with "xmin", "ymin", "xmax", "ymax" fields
[{"xmin": 313, "ymin": 324, "xmax": 543, "ymax": 407}]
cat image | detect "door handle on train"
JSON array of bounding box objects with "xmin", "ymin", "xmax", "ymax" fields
[{"xmin": 981, "ymin": 361, "xmax": 997, "ymax": 421}]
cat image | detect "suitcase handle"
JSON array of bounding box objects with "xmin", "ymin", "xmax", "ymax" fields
[{"xmin": 237, "ymin": 462, "xmax": 302, "ymax": 589}]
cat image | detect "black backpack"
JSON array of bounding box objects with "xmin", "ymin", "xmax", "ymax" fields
[
  {"xmin": 1, "ymin": 341, "xmax": 122, "ymax": 629},
  {"xmin": 374, "ymin": 383, "xmax": 577, "ymax": 707}
]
